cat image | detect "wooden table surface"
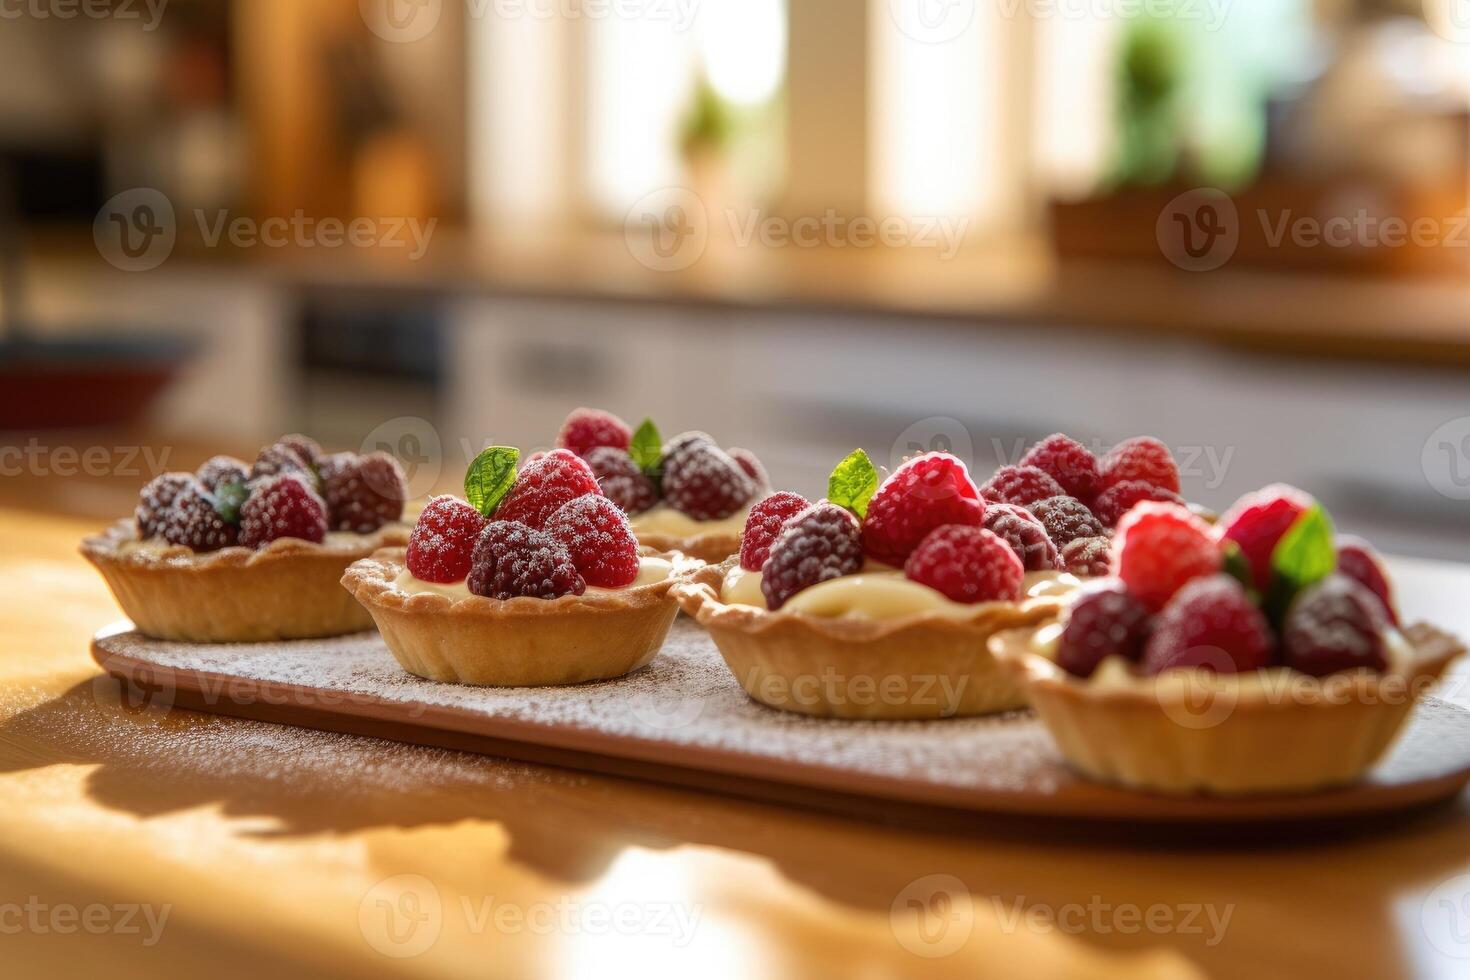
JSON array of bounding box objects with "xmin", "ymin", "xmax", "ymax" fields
[{"xmin": 4, "ymin": 505, "xmax": 1470, "ymax": 979}]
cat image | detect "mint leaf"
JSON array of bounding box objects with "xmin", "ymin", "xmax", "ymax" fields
[
  {"xmin": 828, "ymin": 449, "xmax": 879, "ymax": 518},
  {"xmin": 629, "ymin": 418, "xmax": 662, "ymax": 474},
  {"xmin": 464, "ymin": 446, "xmax": 520, "ymax": 517},
  {"xmin": 212, "ymin": 480, "xmax": 248, "ymax": 525},
  {"xmin": 1263, "ymin": 504, "xmax": 1336, "ymax": 624}
]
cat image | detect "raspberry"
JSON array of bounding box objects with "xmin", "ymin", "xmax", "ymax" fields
[
  {"xmin": 136, "ymin": 473, "xmax": 194, "ymax": 539},
  {"xmin": 157, "ymin": 481, "xmax": 238, "ymax": 551},
  {"xmin": 320, "ymin": 451, "xmax": 407, "ymax": 533},
  {"xmin": 1336, "ymin": 536, "xmax": 1398, "ymax": 625},
  {"xmin": 904, "ymin": 525, "xmax": 1024, "ymax": 604},
  {"xmin": 1281, "ymin": 574, "xmax": 1389, "ymax": 676},
  {"xmin": 738, "ymin": 491, "xmax": 812, "ymax": 571},
  {"xmin": 468, "ymin": 520, "xmax": 585, "ymax": 600},
  {"xmin": 406, "ymin": 495, "xmax": 487, "ymax": 583},
  {"xmin": 1112, "ymin": 502, "xmax": 1221, "ymax": 611},
  {"xmin": 983, "ymin": 503, "xmax": 1059, "ymax": 572},
  {"xmin": 861, "ymin": 453, "xmax": 986, "ymax": 566},
  {"xmin": 585, "ymin": 447, "xmax": 658, "ymax": 515},
  {"xmin": 1092, "ymin": 480, "xmax": 1186, "ymax": 528},
  {"xmin": 556, "ymin": 408, "xmax": 632, "ymax": 458},
  {"xmin": 251, "ymin": 442, "xmax": 314, "ymax": 485},
  {"xmin": 1099, "ymin": 436, "xmax": 1180, "ymax": 494},
  {"xmin": 238, "ymin": 474, "xmax": 328, "ymax": 548},
  {"xmin": 544, "ymin": 495, "xmax": 640, "ymax": 588},
  {"xmin": 494, "ymin": 449, "xmax": 601, "ymax": 529},
  {"xmin": 761, "ymin": 503, "xmax": 864, "ymax": 610},
  {"xmin": 980, "ymin": 466, "xmax": 1065, "ymax": 507},
  {"xmin": 660, "ymin": 437, "xmax": 755, "ymax": 521},
  {"xmin": 195, "ymin": 455, "xmax": 249, "ymax": 493},
  {"xmin": 1056, "ymin": 579, "xmax": 1150, "ymax": 677},
  {"xmin": 278, "ymin": 433, "xmax": 323, "ymax": 467},
  {"xmin": 727, "ymin": 448, "xmax": 769, "ymax": 489},
  {"xmin": 1143, "ymin": 574, "xmax": 1274, "ymax": 675},
  {"xmin": 1214, "ymin": 484, "xmax": 1313, "ymax": 591},
  {"xmin": 1060, "ymin": 536, "xmax": 1113, "ymax": 577},
  {"xmin": 1028, "ymin": 495, "xmax": 1104, "ymax": 548},
  {"xmin": 1021, "ymin": 434, "xmax": 1100, "ymax": 501}
]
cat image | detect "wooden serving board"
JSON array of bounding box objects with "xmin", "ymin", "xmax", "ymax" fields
[{"xmin": 91, "ymin": 619, "xmax": 1470, "ymax": 825}]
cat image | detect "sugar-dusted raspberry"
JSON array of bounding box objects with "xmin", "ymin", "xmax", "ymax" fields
[
  {"xmin": 585, "ymin": 447, "xmax": 658, "ymax": 515},
  {"xmin": 195, "ymin": 455, "xmax": 250, "ymax": 493},
  {"xmin": 238, "ymin": 474, "xmax": 328, "ymax": 548},
  {"xmin": 320, "ymin": 451, "xmax": 407, "ymax": 533},
  {"xmin": 660, "ymin": 437, "xmax": 755, "ymax": 521},
  {"xmin": 1029, "ymin": 495, "xmax": 1104, "ymax": 548},
  {"xmin": 278, "ymin": 433, "xmax": 323, "ymax": 467},
  {"xmin": 1060, "ymin": 535, "xmax": 1113, "ymax": 577},
  {"xmin": 251, "ymin": 442, "xmax": 314, "ymax": 485},
  {"xmin": 1112, "ymin": 501, "xmax": 1221, "ymax": 611},
  {"xmin": 905, "ymin": 525, "xmax": 1024, "ymax": 604},
  {"xmin": 1056, "ymin": 579, "xmax": 1150, "ymax": 677},
  {"xmin": 739, "ymin": 491, "xmax": 812, "ymax": 571},
  {"xmin": 468, "ymin": 520, "xmax": 585, "ymax": 600},
  {"xmin": 136, "ymin": 473, "xmax": 195, "ymax": 539},
  {"xmin": 1143, "ymin": 574, "xmax": 1274, "ymax": 675},
  {"xmin": 983, "ymin": 503, "xmax": 1060, "ymax": 572},
  {"xmin": 980, "ymin": 465, "xmax": 1065, "ymax": 507},
  {"xmin": 494, "ymin": 449, "xmax": 602, "ymax": 529},
  {"xmin": 1092, "ymin": 480, "xmax": 1186, "ymax": 528},
  {"xmin": 861, "ymin": 452, "xmax": 987, "ymax": 566},
  {"xmin": 1021, "ymin": 434, "xmax": 1100, "ymax": 502},
  {"xmin": 544, "ymin": 495, "xmax": 640, "ymax": 588},
  {"xmin": 157, "ymin": 481, "xmax": 238, "ymax": 551},
  {"xmin": 1214, "ymin": 484, "xmax": 1313, "ymax": 591},
  {"xmin": 556, "ymin": 408, "xmax": 632, "ymax": 458},
  {"xmin": 727, "ymin": 448, "xmax": 769, "ymax": 490},
  {"xmin": 406, "ymin": 495, "xmax": 487, "ymax": 583},
  {"xmin": 1099, "ymin": 436, "xmax": 1180, "ymax": 494},
  {"xmin": 761, "ymin": 503, "xmax": 864, "ymax": 610},
  {"xmin": 1281, "ymin": 574, "xmax": 1389, "ymax": 676},
  {"xmin": 1336, "ymin": 536, "xmax": 1398, "ymax": 626}
]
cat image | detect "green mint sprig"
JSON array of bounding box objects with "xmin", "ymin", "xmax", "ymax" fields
[
  {"xmin": 828, "ymin": 449, "xmax": 879, "ymax": 519},
  {"xmin": 1263, "ymin": 503, "xmax": 1336, "ymax": 624},
  {"xmin": 464, "ymin": 446, "xmax": 520, "ymax": 517},
  {"xmin": 629, "ymin": 418, "xmax": 663, "ymax": 474}
]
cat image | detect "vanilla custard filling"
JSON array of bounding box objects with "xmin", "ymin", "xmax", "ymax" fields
[
  {"xmin": 393, "ymin": 555, "xmax": 674, "ymax": 599},
  {"xmin": 630, "ymin": 504, "xmax": 751, "ymax": 538},
  {"xmin": 721, "ymin": 565, "xmax": 1078, "ymax": 619}
]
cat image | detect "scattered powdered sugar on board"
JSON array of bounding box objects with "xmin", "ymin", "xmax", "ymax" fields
[{"xmin": 97, "ymin": 619, "xmax": 1073, "ymax": 795}]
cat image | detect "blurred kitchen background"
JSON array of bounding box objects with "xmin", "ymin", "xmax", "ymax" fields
[{"xmin": 4, "ymin": 0, "xmax": 1470, "ymax": 557}]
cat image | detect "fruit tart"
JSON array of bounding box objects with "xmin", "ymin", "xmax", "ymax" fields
[
  {"xmin": 82, "ymin": 435, "xmax": 409, "ymax": 642},
  {"xmin": 553, "ymin": 408, "xmax": 769, "ymax": 564},
  {"xmin": 990, "ymin": 488, "xmax": 1466, "ymax": 795},
  {"xmin": 672, "ymin": 450, "xmax": 1076, "ymax": 719},
  {"xmin": 342, "ymin": 446, "xmax": 695, "ymax": 686}
]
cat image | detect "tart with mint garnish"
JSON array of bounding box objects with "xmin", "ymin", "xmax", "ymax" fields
[
  {"xmin": 989, "ymin": 487, "xmax": 1466, "ymax": 795},
  {"xmin": 342, "ymin": 445, "xmax": 695, "ymax": 686}
]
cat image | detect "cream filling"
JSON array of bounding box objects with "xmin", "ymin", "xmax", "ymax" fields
[
  {"xmin": 393, "ymin": 555, "xmax": 673, "ymax": 599},
  {"xmin": 722, "ymin": 565, "xmax": 1077, "ymax": 619},
  {"xmin": 119, "ymin": 530, "xmax": 382, "ymax": 556},
  {"xmin": 630, "ymin": 504, "xmax": 751, "ymax": 539}
]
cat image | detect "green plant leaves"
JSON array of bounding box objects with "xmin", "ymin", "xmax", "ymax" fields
[
  {"xmin": 629, "ymin": 418, "xmax": 663, "ymax": 473},
  {"xmin": 828, "ymin": 449, "xmax": 879, "ymax": 519},
  {"xmin": 464, "ymin": 446, "xmax": 520, "ymax": 517},
  {"xmin": 212, "ymin": 480, "xmax": 248, "ymax": 525},
  {"xmin": 1264, "ymin": 503, "xmax": 1336, "ymax": 623}
]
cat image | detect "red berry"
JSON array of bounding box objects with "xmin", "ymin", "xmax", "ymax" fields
[
  {"xmin": 1028, "ymin": 495, "xmax": 1104, "ymax": 548},
  {"xmin": 585, "ymin": 447, "xmax": 658, "ymax": 515},
  {"xmin": 320, "ymin": 452, "xmax": 407, "ymax": 533},
  {"xmin": 761, "ymin": 503, "xmax": 864, "ymax": 610},
  {"xmin": 544, "ymin": 495, "xmax": 640, "ymax": 588},
  {"xmin": 1214, "ymin": 484, "xmax": 1313, "ymax": 591},
  {"xmin": 1056, "ymin": 579, "xmax": 1150, "ymax": 677},
  {"xmin": 980, "ymin": 465, "xmax": 1065, "ymax": 507},
  {"xmin": 1060, "ymin": 536, "xmax": 1113, "ymax": 577},
  {"xmin": 1336, "ymin": 536, "xmax": 1398, "ymax": 626},
  {"xmin": 157, "ymin": 481, "xmax": 238, "ymax": 551},
  {"xmin": 727, "ymin": 448, "xmax": 769, "ymax": 489},
  {"xmin": 251, "ymin": 442, "xmax": 315, "ymax": 486},
  {"xmin": 406, "ymin": 495, "xmax": 487, "ymax": 583},
  {"xmin": 468, "ymin": 521, "xmax": 585, "ymax": 600},
  {"xmin": 660, "ymin": 437, "xmax": 755, "ymax": 521},
  {"xmin": 1143, "ymin": 574, "xmax": 1274, "ymax": 675},
  {"xmin": 238, "ymin": 474, "xmax": 328, "ymax": 548},
  {"xmin": 1021, "ymin": 434, "xmax": 1100, "ymax": 501},
  {"xmin": 1281, "ymin": 574, "xmax": 1389, "ymax": 676},
  {"xmin": 195, "ymin": 455, "xmax": 249, "ymax": 493},
  {"xmin": 1099, "ymin": 437, "xmax": 1180, "ymax": 494},
  {"xmin": 136, "ymin": 473, "xmax": 195, "ymax": 539},
  {"xmin": 904, "ymin": 525, "xmax": 1024, "ymax": 604},
  {"xmin": 1092, "ymin": 480, "xmax": 1186, "ymax": 528},
  {"xmin": 861, "ymin": 453, "xmax": 986, "ymax": 566},
  {"xmin": 278, "ymin": 433, "xmax": 323, "ymax": 467},
  {"xmin": 495, "ymin": 449, "xmax": 601, "ymax": 529},
  {"xmin": 556, "ymin": 408, "xmax": 632, "ymax": 458},
  {"xmin": 739, "ymin": 491, "xmax": 812, "ymax": 571},
  {"xmin": 1112, "ymin": 502, "xmax": 1221, "ymax": 611},
  {"xmin": 983, "ymin": 503, "xmax": 1059, "ymax": 572}
]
